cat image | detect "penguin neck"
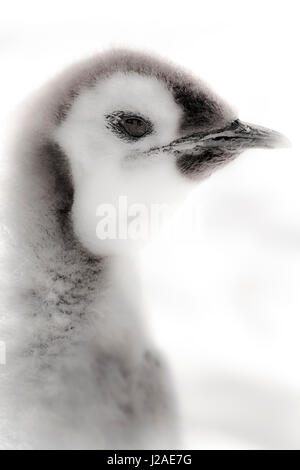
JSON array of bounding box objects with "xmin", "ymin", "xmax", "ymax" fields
[
  {"xmin": 6, "ymin": 139, "xmax": 105, "ymax": 319},
  {"xmin": 6, "ymin": 139, "xmax": 145, "ymax": 360}
]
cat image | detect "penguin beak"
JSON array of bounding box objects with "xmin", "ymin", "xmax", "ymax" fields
[
  {"xmin": 167, "ymin": 119, "xmax": 291, "ymax": 155},
  {"xmin": 195, "ymin": 119, "xmax": 290, "ymax": 151},
  {"xmin": 147, "ymin": 119, "xmax": 290, "ymax": 179}
]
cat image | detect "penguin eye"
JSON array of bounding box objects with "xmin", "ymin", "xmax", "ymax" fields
[
  {"xmin": 106, "ymin": 112, "xmax": 152, "ymax": 141},
  {"xmin": 119, "ymin": 116, "xmax": 149, "ymax": 138}
]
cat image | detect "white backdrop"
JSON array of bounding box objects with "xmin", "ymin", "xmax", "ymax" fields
[{"xmin": 1, "ymin": 0, "xmax": 299, "ymax": 449}]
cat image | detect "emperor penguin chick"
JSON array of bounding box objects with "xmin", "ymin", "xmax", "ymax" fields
[{"xmin": 0, "ymin": 49, "xmax": 289, "ymax": 450}]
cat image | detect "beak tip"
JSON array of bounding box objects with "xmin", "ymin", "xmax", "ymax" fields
[{"xmin": 273, "ymin": 133, "xmax": 292, "ymax": 149}]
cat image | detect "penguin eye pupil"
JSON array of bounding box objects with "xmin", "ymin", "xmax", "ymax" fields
[{"xmin": 120, "ymin": 117, "xmax": 149, "ymax": 138}]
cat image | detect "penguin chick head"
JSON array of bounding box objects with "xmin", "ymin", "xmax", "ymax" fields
[{"xmin": 51, "ymin": 50, "xmax": 289, "ymax": 256}]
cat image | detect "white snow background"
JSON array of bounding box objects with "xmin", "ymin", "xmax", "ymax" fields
[{"xmin": 0, "ymin": 0, "xmax": 299, "ymax": 449}]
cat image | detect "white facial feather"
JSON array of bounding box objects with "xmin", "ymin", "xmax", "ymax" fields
[{"xmin": 54, "ymin": 72, "xmax": 193, "ymax": 255}]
